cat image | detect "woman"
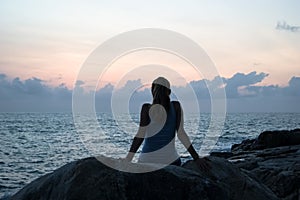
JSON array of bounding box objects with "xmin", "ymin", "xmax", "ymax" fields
[{"xmin": 125, "ymin": 77, "xmax": 210, "ymax": 170}]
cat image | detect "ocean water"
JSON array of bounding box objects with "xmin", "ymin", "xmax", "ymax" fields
[{"xmin": 1, "ymin": 112, "xmax": 300, "ymax": 198}]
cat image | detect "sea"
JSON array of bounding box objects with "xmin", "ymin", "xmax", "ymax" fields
[{"xmin": 1, "ymin": 112, "xmax": 300, "ymax": 198}]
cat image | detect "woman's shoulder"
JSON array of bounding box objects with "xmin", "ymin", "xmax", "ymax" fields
[
  {"xmin": 171, "ymin": 101, "xmax": 181, "ymax": 108},
  {"xmin": 142, "ymin": 103, "xmax": 151, "ymax": 108},
  {"xmin": 171, "ymin": 101, "xmax": 182, "ymax": 115},
  {"xmin": 141, "ymin": 103, "xmax": 151, "ymax": 112}
]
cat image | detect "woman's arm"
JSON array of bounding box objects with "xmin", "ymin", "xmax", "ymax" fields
[
  {"xmin": 174, "ymin": 101, "xmax": 210, "ymax": 171},
  {"xmin": 125, "ymin": 104, "xmax": 150, "ymax": 162},
  {"xmin": 125, "ymin": 126, "xmax": 146, "ymax": 161},
  {"xmin": 174, "ymin": 101, "xmax": 199, "ymax": 159}
]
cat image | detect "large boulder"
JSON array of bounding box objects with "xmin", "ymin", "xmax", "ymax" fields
[
  {"xmin": 231, "ymin": 129, "xmax": 300, "ymax": 152},
  {"xmin": 11, "ymin": 156, "xmax": 278, "ymax": 200}
]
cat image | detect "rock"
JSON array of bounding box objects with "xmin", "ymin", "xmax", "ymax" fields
[
  {"xmin": 183, "ymin": 157, "xmax": 278, "ymax": 200},
  {"xmin": 231, "ymin": 139, "xmax": 256, "ymax": 152},
  {"xmin": 231, "ymin": 129, "xmax": 300, "ymax": 152},
  {"xmin": 209, "ymin": 152, "xmax": 233, "ymax": 159},
  {"xmin": 10, "ymin": 156, "xmax": 278, "ymax": 200},
  {"xmin": 11, "ymin": 129, "xmax": 300, "ymax": 200},
  {"xmin": 227, "ymin": 129, "xmax": 300, "ymax": 200},
  {"xmin": 228, "ymin": 145, "xmax": 300, "ymax": 200}
]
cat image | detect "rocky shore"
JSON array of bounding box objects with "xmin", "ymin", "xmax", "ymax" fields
[{"xmin": 11, "ymin": 129, "xmax": 300, "ymax": 200}]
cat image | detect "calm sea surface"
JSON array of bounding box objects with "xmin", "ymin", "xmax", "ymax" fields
[{"xmin": 1, "ymin": 112, "xmax": 300, "ymax": 198}]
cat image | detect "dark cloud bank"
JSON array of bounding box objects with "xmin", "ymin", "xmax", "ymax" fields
[{"xmin": 0, "ymin": 72, "xmax": 299, "ymax": 113}]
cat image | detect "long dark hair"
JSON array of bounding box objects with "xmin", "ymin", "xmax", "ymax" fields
[{"xmin": 151, "ymin": 83, "xmax": 171, "ymax": 112}]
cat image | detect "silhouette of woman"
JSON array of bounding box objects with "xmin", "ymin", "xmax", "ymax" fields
[{"xmin": 125, "ymin": 77, "xmax": 210, "ymax": 170}]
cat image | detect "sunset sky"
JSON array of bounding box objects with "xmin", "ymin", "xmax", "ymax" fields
[
  {"xmin": 1, "ymin": 0, "xmax": 299, "ymax": 87},
  {"xmin": 0, "ymin": 1, "xmax": 299, "ymax": 112}
]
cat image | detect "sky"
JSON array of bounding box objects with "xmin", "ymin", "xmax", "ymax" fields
[{"xmin": 0, "ymin": 0, "xmax": 299, "ymax": 112}]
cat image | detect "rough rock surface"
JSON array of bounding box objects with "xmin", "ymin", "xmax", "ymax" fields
[
  {"xmin": 231, "ymin": 129, "xmax": 300, "ymax": 152},
  {"xmin": 11, "ymin": 156, "xmax": 277, "ymax": 200},
  {"xmin": 227, "ymin": 129, "xmax": 300, "ymax": 200}
]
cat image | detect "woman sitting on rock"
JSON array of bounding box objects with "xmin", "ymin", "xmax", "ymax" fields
[{"xmin": 125, "ymin": 77, "xmax": 210, "ymax": 170}]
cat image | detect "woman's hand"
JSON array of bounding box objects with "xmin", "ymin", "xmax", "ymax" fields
[
  {"xmin": 195, "ymin": 157, "xmax": 211, "ymax": 172},
  {"xmin": 124, "ymin": 152, "xmax": 134, "ymax": 162}
]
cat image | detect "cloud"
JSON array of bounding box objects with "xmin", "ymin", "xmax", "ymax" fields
[
  {"xmin": 224, "ymin": 71, "xmax": 268, "ymax": 98},
  {"xmin": 0, "ymin": 74, "xmax": 72, "ymax": 112},
  {"xmin": 285, "ymin": 77, "xmax": 300, "ymax": 96},
  {"xmin": 95, "ymin": 83, "xmax": 114, "ymax": 113},
  {"xmin": 240, "ymin": 76, "xmax": 300, "ymax": 98},
  {"xmin": 276, "ymin": 21, "xmax": 300, "ymax": 32},
  {"xmin": 0, "ymin": 72, "xmax": 299, "ymax": 112},
  {"xmin": 93, "ymin": 71, "xmax": 299, "ymax": 113},
  {"xmin": 75, "ymin": 80, "xmax": 85, "ymax": 86}
]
